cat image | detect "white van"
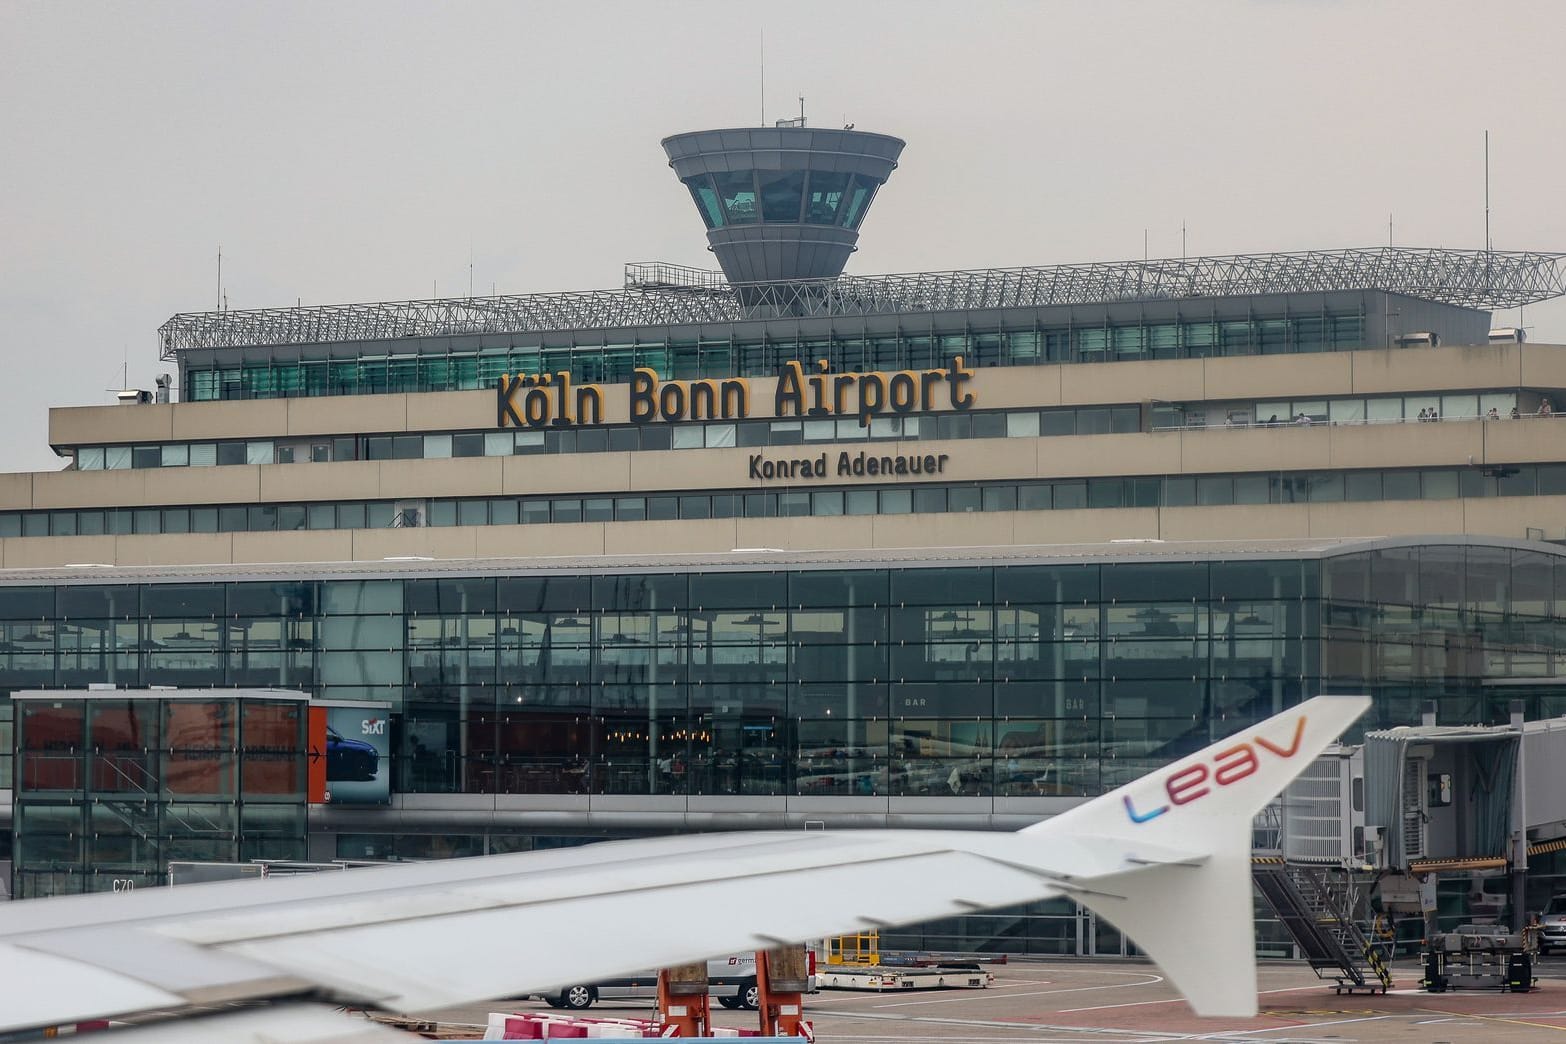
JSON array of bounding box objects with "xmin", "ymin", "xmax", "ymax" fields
[{"xmin": 539, "ymin": 952, "xmax": 813, "ymax": 1011}]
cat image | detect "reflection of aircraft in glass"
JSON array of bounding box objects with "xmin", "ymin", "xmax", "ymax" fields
[
  {"xmin": 0, "ymin": 696, "xmax": 1368, "ymax": 1038},
  {"xmin": 326, "ymin": 725, "xmax": 378, "ymax": 781}
]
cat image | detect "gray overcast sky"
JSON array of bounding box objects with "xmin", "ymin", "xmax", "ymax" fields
[{"xmin": 3, "ymin": 0, "xmax": 1564, "ymax": 473}]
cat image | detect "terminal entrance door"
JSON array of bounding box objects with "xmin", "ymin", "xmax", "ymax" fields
[
  {"xmin": 1088, "ymin": 911, "xmax": 1122, "ymax": 956},
  {"xmin": 1083, "ymin": 909, "xmax": 1143, "ymax": 958}
]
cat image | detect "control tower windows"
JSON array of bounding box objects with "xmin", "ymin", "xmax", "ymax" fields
[
  {"xmin": 712, "ymin": 171, "xmax": 758, "ymax": 225},
  {"xmin": 841, "ymin": 174, "xmax": 879, "ymax": 229},
  {"xmin": 758, "ymin": 171, "xmax": 806, "ymax": 223},
  {"xmin": 683, "ymin": 176, "xmax": 724, "ymax": 229},
  {"xmin": 805, "ymin": 171, "xmax": 850, "ymax": 224}
]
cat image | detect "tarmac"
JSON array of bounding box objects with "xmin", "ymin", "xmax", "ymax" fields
[{"xmin": 418, "ymin": 957, "xmax": 1566, "ymax": 1041}]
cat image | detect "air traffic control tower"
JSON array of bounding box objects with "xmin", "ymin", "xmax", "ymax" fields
[{"xmin": 662, "ymin": 125, "xmax": 904, "ymax": 300}]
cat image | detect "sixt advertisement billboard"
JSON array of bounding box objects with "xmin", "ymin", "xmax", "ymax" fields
[{"xmin": 308, "ymin": 701, "xmax": 392, "ymax": 805}]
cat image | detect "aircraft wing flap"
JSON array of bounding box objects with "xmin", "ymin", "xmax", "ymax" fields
[
  {"xmin": 0, "ymin": 941, "xmax": 187, "ymax": 1032},
  {"xmin": 219, "ymin": 846, "xmax": 1063, "ymax": 1012},
  {"xmin": 92, "ymin": 1002, "xmax": 410, "ymax": 1043},
  {"xmin": 16, "ymin": 927, "xmax": 312, "ymax": 1004},
  {"xmin": 0, "ymin": 830, "xmax": 820, "ymax": 939},
  {"xmin": 154, "ymin": 830, "xmax": 929, "ymax": 946},
  {"xmin": 0, "ymin": 830, "xmax": 1074, "ymax": 1028}
]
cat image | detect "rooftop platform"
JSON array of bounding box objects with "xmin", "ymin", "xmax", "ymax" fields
[{"xmin": 156, "ymin": 247, "xmax": 1566, "ymax": 355}]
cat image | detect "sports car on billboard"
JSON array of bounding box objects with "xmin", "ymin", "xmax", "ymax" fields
[{"xmin": 326, "ymin": 725, "xmax": 379, "ymax": 781}]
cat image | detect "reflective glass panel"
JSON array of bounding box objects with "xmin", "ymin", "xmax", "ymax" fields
[
  {"xmin": 684, "ymin": 175, "xmax": 724, "ymax": 228},
  {"xmin": 804, "ymin": 171, "xmax": 850, "ymax": 224},
  {"xmin": 841, "ymin": 175, "xmax": 878, "ymax": 229},
  {"xmin": 713, "ymin": 171, "xmax": 758, "ymax": 225},
  {"xmin": 758, "ymin": 171, "xmax": 805, "ymax": 222}
]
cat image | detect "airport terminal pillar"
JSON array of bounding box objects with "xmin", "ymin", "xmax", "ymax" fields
[{"xmin": 1512, "ymin": 701, "xmax": 1528, "ymax": 932}]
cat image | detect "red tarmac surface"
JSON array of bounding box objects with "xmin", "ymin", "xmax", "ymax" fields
[{"xmin": 425, "ymin": 958, "xmax": 1566, "ymax": 1040}]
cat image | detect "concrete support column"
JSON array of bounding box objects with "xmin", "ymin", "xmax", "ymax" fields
[{"xmin": 1511, "ymin": 700, "xmax": 1528, "ymax": 932}]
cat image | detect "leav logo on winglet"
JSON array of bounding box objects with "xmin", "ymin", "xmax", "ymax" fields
[{"xmin": 1122, "ymin": 715, "xmax": 1307, "ymax": 825}]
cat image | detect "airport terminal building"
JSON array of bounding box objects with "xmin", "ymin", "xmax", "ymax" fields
[{"xmin": 5, "ymin": 125, "xmax": 1566, "ymax": 954}]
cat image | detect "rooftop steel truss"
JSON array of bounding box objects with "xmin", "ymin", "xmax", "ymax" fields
[{"xmin": 157, "ymin": 247, "xmax": 1566, "ymax": 356}]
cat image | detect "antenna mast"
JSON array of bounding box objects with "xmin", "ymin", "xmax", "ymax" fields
[
  {"xmin": 216, "ymin": 245, "xmax": 222, "ymax": 312},
  {"xmin": 1484, "ymin": 129, "xmax": 1491, "ymax": 251},
  {"xmin": 759, "ymin": 29, "xmax": 765, "ymax": 125}
]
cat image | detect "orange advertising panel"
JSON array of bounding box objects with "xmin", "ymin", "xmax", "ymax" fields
[
  {"xmin": 163, "ymin": 700, "xmax": 235, "ymax": 797},
  {"xmin": 89, "ymin": 701, "xmax": 156, "ymax": 794},
  {"xmin": 19, "ymin": 701, "xmax": 84, "ymax": 792},
  {"xmin": 241, "ymin": 701, "xmax": 304, "ymax": 797},
  {"xmin": 307, "ymin": 706, "xmax": 328, "ymax": 803}
]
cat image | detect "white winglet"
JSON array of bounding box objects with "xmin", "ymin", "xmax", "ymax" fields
[{"xmin": 1024, "ymin": 694, "xmax": 1371, "ymax": 1017}]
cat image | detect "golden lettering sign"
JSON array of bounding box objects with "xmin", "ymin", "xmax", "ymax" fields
[{"xmin": 497, "ymin": 357, "xmax": 976, "ymax": 429}]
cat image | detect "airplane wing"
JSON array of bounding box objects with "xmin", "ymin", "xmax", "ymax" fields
[{"xmin": 0, "ymin": 695, "xmax": 1369, "ymax": 1036}]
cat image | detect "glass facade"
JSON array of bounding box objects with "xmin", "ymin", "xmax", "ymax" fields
[
  {"xmin": 11, "ymin": 693, "xmax": 307, "ymax": 898},
  {"xmin": 3, "ymin": 547, "xmax": 1564, "ymax": 807},
  {"xmin": 72, "ymin": 394, "xmax": 1561, "ymax": 474},
  {"xmin": 1158, "ymin": 392, "xmax": 1527, "ymax": 429},
  {"xmin": 182, "ymin": 314, "xmax": 1367, "ymax": 402},
  {"xmin": 71, "ymin": 405, "xmax": 1146, "ymax": 472},
  {"xmin": 6, "ymin": 543, "xmax": 1566, "ymax": 944},
  {"xmin": 13, "ymin": 462, "xmax": 1566, "ymax": 539},
  {"xmin": 681, "ymin": 169, "xmax": 878, "ymax": 230}
]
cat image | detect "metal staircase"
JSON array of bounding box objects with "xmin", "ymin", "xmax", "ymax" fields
[
  {"xmin": 1253, "ymin": 859, "xmax": 1393, "ymax": 994},
  {"xmin": 93, "ymin": 755, "xmax": 232, "ymax": 862}
]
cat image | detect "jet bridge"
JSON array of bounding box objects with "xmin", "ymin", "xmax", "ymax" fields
[
  {"xmin": 1363, "ymin": 724, "xmax": 1521, "ymax": 873},
  {"xmin": 1255, "ymin": 714, "xmax": 1566, "ymax": 976},
  {"xmin": 1360, "ymin": 715, "xmax": 1566, "ymax": 932}
]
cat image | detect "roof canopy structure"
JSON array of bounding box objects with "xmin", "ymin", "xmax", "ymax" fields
[{"xmin": 157, "ymin": 247, "xmax": 1566, "ymax": 356}]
